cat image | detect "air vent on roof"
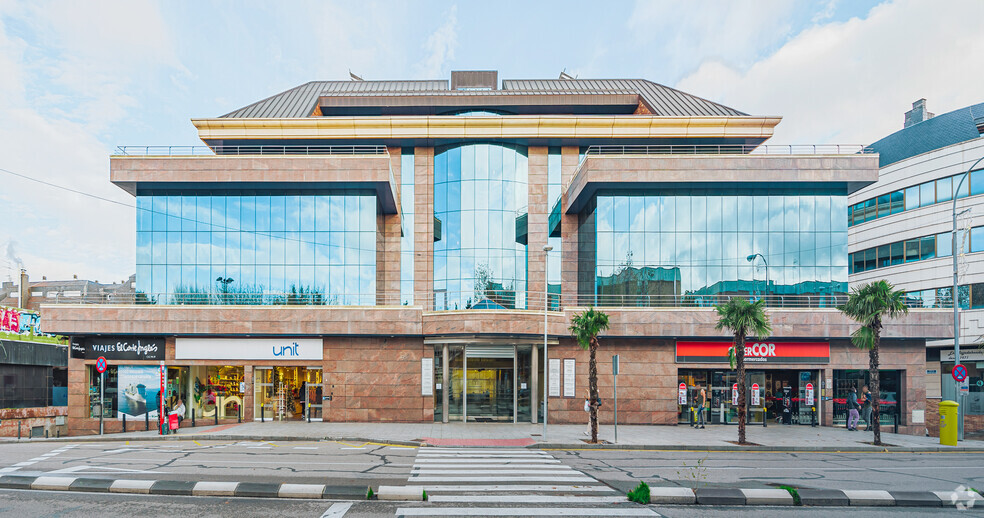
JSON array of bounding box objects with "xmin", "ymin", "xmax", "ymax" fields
[{"xmin": 451, "ymin": 70, "xmax": 497, "ymax": 90}]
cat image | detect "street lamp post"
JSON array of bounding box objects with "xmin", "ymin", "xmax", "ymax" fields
[
  {"xmin": 951, "ymin": 156, "xmax": 983, "ymax": 441},
  {"xmin": 746, "ymin": 253, "xmax": 769, "ymax": 306},
  {"xmin": 543, "ymin": 244, "xmax": 553, "ymax": 439}
]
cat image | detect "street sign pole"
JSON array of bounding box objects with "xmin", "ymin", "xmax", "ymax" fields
[
  {"xmin": 99, "ymin": 371, "xmax": 104, "ymax": 435},
  {"xmin": 612, "ymin": 355, "xmax": 619, "ymax": 444}
]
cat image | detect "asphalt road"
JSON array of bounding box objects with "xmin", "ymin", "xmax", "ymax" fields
[
  {"xmin": 0, "ymin": 439, "xmax": 415, "ymax": 486},
  {"xmin": 0, "ymin": 490, "xmax": 976, "ymax": 518},
  {"xmin": 557, "ymin": 449, "xmax": 984, "ymax": 493}
]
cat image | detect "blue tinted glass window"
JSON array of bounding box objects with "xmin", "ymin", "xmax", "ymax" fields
[
  {"xmin": 972, "ymin": 226, "xmax": 984, "ymax": 253},
  {"xmin": 904, "ymin": 186, "xmax": 919, "ymax": 210},
  {"xmin": 937, "ymin": 177, "xmax": 952, "ymax": 203},
  {"xmin": 972, "ymin": 170, "xmax": 984, "ymax": 196},
  {"xmin": 955, "ymin": 173, "xmax": 969, "ymax": 199},
  {"xmin": 919, "ymin": 182, "xmax": 935, "ymax": 206},
  {"xmin": 937, "ymin": 232, "xmax": 951, "ymax": 257}
]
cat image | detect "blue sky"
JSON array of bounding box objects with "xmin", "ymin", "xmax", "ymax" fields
[{"xmin": 1, "ymin": 0, "xmax": 982, "ymax": 283}]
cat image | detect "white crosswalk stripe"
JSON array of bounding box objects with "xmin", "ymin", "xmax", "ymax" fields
[{"xmin": 397, "ymin": 448, "xmax": 659, "ymax": 517}]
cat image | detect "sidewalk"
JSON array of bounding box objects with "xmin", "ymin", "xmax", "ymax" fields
[{"xmin": 14, "ymin": 421, "xmax": 984, "ymax": 451}]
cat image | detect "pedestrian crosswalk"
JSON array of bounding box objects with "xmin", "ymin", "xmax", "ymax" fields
[{"xmin": 395, "ymin": 447, "xmax": 659, "ymax": 517}]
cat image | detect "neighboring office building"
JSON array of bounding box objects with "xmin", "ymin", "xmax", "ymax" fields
[
  {"xmin": 849, "ymin": 99, "xmax": 984, "ymax": 436},
  {"xmin": 0, "ymin": 274, "xmax": 136, "ymax": 312},
  {"xmin": 42, "ymin": 71, "xmax": 949, "ymax": 436}
]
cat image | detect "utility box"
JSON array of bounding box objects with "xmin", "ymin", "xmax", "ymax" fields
[{"xmin": 939, "ymin": 400, "xmax": 959, "ymax": 446}]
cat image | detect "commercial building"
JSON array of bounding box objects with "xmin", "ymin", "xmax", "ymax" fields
[
  {"xmin": 43, "ymin": 71, "xmax": 949, "ymax": 436},
  {"xmin": 850, "ymin": 99, "xmax": 984, "ymax": 435}
]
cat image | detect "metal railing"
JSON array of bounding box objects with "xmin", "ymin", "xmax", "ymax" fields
[
  {"xmin": 581, "ymin": 144, "xmax": 875, "ymax": 157},
  {"xmin": 114, "ymin": 145, "xmax": 389, "ymax": 156},
  {"xmin": 39, "ymin": 289, "xmax": 943, "ymax": 311}
]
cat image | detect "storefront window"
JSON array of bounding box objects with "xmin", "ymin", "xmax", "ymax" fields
[
  {"xmin": 833, "ymin": 370, "xmax": 902, "ymax": 426},
  {"xmin": 186, "ymin": 366, "xmax": 243, "ymax": 420},
  {"xmin": 88, "ymin": 366, "xmax": 118, "ymax": 418},
  {"xmin": 253, "ymin": 366, "xmax": 321, "ymax": 421}
]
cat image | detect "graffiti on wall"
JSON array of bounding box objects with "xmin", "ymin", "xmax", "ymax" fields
[{"xmin": 0, "ymin": 305, "xmax": 42, "ymax": 334}]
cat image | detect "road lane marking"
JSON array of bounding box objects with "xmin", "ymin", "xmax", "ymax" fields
[
  {"xmin": 293, "ymin": 446, "xmax": 318, "ymax": 450},
  {"xmin": 418, "ymin": 485, "xmax": 616, "ymax": 492},
  {"xmin": 49, "ymin": 465, "xmax": 161, "ymax": 474},
  {"xmin": 407, "ymin": 476, "xmax": 595, "ymax": 482},
  {"xmin": 429, "ymin": 495, "xmax": 628, "ymax": 503},
  {"xmin": 320, "ymin": 502, "xmax": 353, "ymax": 518}
]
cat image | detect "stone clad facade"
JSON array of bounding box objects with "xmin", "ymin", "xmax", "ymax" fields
[{"xmin": 43, "ymin": 71, "xmax": 952, "ymax": 435}]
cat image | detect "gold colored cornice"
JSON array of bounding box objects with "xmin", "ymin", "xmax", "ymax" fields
[{"xmin": 192, "ymin": 115, "xmax": 781, "ymax": 141}]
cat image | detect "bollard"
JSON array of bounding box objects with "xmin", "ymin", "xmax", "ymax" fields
[
  {"xmin": 45, "ymin": 429, "xmax": 48, "ymax": 439},
  {"xmin": 811, "ymin": 407, "xmax": 818, "ymax": 427},
  {"xmin": 307, "ymin": 406, "xmax": 311, "ymax": 423},
  {"xmin": 192, "ymin": 411, "xmax": 195, "ymax": 428},
  {"xmin": 214, "ymin": 406, "xmax": 219, "ymax": 426},
  {"xmin": 18, "ymin": 421, "xmax": 21, "ymax": 440},
  {"xmin": 123, "ymin": 414, "xmax": 127, "ymax": 433},
  {"xmin": 57, "ymin": 430, "xmax": 60, "ymax": 438},
  {"xmin": 238, "ymin": 404, "xmax": 242, "ymax": 424},
  {"xmin": 894, "ymin": 413, "xmax": 899, "ymax": 434},
  {"xmin": 261, "ymin": 405, "xmax": 265, "ymax": 423},
  {"xmin": 145, "ymin": 410, "xmax": 149, "ymax": 431},
  {"xmin": 764, "ymin": 405, "xmax": 767, "ymax": 428}
]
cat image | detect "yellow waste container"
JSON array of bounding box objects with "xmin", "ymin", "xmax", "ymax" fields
[{"xmin": 939, "ymin": 400, "xmax": 959, "ymax": 446}]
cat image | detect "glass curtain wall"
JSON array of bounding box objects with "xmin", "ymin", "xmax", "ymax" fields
[
  {"xmin": 547, "ymin": 148, "xmax": 562, "ymax": 308},
  {"xmin": 579, "ymin": 189, "xmax": 848, "ymax": 305},
  {"xmin": 136, "ymin": 190, "xmax": 377, "ymax": 305},
  {"xmin": 433, "ymin": 144, "xmax": 529, "ymax": 310}
]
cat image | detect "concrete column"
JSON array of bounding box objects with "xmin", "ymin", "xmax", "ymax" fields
[
  {"xmin": 560, "ymin": 147, "xmax": 581, "ymax": 305},
  {"xmin": 413, "ymin": 147, "xmax": 434, "ymax": 308},
  {"xmin": 527, "ymin": 147, "xmax": 549, "ymax": 309},
  {"xmin": 376, "ymin": 147, "xmax": 402, "ymax": 305},
  {"xmin": 442, "ymin": 343, "xmax": 449, "ymax": 423}
]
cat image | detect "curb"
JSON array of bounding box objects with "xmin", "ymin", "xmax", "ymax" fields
[
  {"xmin": 649, "ymin": 487, "xmax": 984, "ymax": 507},
  {"xmin": 10, "ymin": 434, "xmax": 983, "ymax": 453},
  {"xmin": 0, "ymin": 475, "xmax": 370, "ymax": 500}
]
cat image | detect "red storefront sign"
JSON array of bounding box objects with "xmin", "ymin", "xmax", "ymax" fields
[{"xmin": 676, "ymin": 341, "xmax": 829, "ymax": 364}]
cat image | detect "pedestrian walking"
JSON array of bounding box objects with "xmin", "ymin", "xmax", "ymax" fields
[
  {"xmin": 583, "ymin": 389, "xmax": 601, "ymax": 436},
  {"xmin": 696, "ymin": 385, "xmax": 706, "ymax": 429},
  {"xmin": 846, "ymin": 386, "xmax": 860, "ymax": 431},
  {"xmin": 860, "ymin": 385, "xmax": 873, "ymax": 431}
]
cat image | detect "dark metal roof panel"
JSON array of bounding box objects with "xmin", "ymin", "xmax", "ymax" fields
[
  {"xmin": 868, "ymin": 102, "xmax": 984, "ymax": 167},
  {"xmin": 221, "ymin": 78, "xmax": 747, "ymax": 118}
]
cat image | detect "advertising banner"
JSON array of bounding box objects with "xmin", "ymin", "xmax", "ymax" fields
[
  {"xmin": 71, "ymin": 337, "xmax": 164, "ymax": 360},
  {"xmin": 0, "ymin": 305, "xmax": 42, "ymax": 334},
  {"xmin": 175, "ymin": 338, "xmax": 322, "ymax": 360},
  {"xmin": 675, "ymin": 341, "xmax": 829, "ymax": 364},
  {"xmin": 117, "ymin": 366, "xmax": 161, "ymax": 420}
]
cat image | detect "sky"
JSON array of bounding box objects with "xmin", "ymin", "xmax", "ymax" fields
[{"xmin": 1, "ymin": 0, "xmax": 982, "ymax": 285}]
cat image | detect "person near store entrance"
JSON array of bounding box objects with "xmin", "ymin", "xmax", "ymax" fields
[
  {"xmin": 168, "ymin": 398, "xmax": 185, "ymax": 426},
  {"xmin": 847, "ymin": 386, "xmax": 861, "ymax": 431},
  {"xmin": 696, "ymin": 385, "xmax": 706, "ymax": 429},
  {"xmin": 859, "ymin": 385, "xmax": 872, "ymax": 431}
]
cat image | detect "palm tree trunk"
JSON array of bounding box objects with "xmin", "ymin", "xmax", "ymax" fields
[
  {"xmin": 589, "ymin": 337, "xmax": 599, "ymax": 443},
  {"xmin": 870, "ymin": 320, "xmax": 882, "ymax": 445},
  {"xmin": 736, "ymin": 335, "xmax": 746, "ymax": 444}
]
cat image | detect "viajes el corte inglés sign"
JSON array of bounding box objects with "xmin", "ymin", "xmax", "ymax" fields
[
  {"xmin": 675, "ymin": 341, "xmax": 829, "ymax": 364},
  {"xmin": 71, "ymin": 337, "xmax": 164, "ymax": 360},
  {"xmin": 175, "ymin": 338, "xmax": 323, "ymax": 360}
]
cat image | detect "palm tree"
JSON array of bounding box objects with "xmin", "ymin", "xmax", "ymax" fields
[
  {"xmin": 714, "ymin": 297, "xmax": 772, "ymax": 445},
  {"xmin": 838, "ymin": 280, "xmax": 908, "ymax": 445},
  {"xmin": 569, "ymin": 308, "xmax": 610, "ymax": 443}
]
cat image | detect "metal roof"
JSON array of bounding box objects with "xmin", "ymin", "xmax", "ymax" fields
[
  {"xmin": 868, "ymin": 102, "xmax": 984, "ymax": 167},
  {"xmin": 220, "ymin": 76, "xmax": 747, "ymax": 118}
]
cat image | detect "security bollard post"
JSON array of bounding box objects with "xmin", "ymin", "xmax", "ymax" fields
[
  {"xmin": 261, "ymin": 406, "xmax": 265, "ymax": 423},
  {"xmin": 145, "ymin": 411, "xmax": 149, "ymax": 431},
  {"xmin": 18, "ymin": 421, "xmax": 21, "ymax": 440},
  {"xmin": 45, "ymin": 429, "xmax": 48, "ymax": 439},
  {"xmin": 894, "ymin": 413, "xmax": 899, "ymax": 434},
  {"xmin": 123, "ymin": 414, "xmax": 127, "ymax": 433},
  {"xmin": 238, "ymin": 404, "xmax": 242, "ymax": 423},
  {"xmin": 191, "ymin": 411, "xmax": 196, "ymax": 427}
]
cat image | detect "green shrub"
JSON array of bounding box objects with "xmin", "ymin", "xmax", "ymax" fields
[
  {"xmin": 366, "ymin": 487, "xmax": 374, "ymax": 500},
  {"xmin": 627, "ymin": 481, "xmax": 651, "ymax": 504}
]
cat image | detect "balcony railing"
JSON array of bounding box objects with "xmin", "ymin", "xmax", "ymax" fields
[
  {"xmin": 114, "ymin": 145, "xmax": 389, "ymax": 156},
  {"xmin": 581, "ymin": 144, "xmax": 875, "ymax": 157},
  {"xmin": 39, "ymin": 289, "xmax": 947, "ymax": 311}
]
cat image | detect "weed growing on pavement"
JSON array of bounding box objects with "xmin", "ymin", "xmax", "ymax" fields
[
  {"xmin": 627, "ymin": 481, "xmax": 651, "ymax": 504},
  {"xmin": 676, "ymin": 455, "xmax": 708, "ymax": 490},
  {"xmin": 778, "ymin": 485, "xmax": 802, "ymax": 506},
  {"xmin": 366, "ymin": 487, "xmax": 374, "ymax": 500},
  {"xmin": 422, "ymin": 489, "xmax": 428, "ymax": 501}
]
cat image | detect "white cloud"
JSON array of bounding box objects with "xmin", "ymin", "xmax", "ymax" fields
[
  {"xmin": 675, "ymin": 0, "xmax": 984, "ymax": 145},
  {"xmin": 415, "ymin": 5, "xmax": 458, "ymax": 79},
  {"xmin": 0, "ymin": 0, "xmax": 184, "ymax": 283},
  {"xmin": 628, "ymin": 0, "xmax": 797, "ymax": 81}
]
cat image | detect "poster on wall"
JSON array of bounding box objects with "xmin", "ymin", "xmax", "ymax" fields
[
  {"xmin": 563, "ymin": 359, "xmax": 576, "ymax": 398},
  {"xmin": 117, "ymin": 366, "xmax": 161, "ymax": 420},
  {"xmin": 548, "ymin": 359, "xmax": 561, "ymax": 397}
]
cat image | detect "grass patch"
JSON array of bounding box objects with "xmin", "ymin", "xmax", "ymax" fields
[
  {"xmin": 422, "ymin": 489, "xmax": 428, "ymax": 501},
  {"xmin": 627, "ymin": 481, "xmax": 651, "ymax": 504},
  {"xmin": 778, "ymin": 485, "xmax": 802, "ymax": 506},
  {"xmin": 366, "ymin": 487, "xmax": 374, "ymax": 500}
]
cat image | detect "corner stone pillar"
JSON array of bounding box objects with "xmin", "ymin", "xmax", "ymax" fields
[
  {"xmin": 413, "ymin": 147, "xmax": 434, "ymax": 308},
  {"xmin": 560, "ymin": 146, "xmax": 580, "ymax": 305},
  {"xmin": 377, "ymin": 147, "xmax": 403, "ymax": 305},
  {"xmin": 527, "ymin": 146, "xmax": 548, "ymax": 310}
]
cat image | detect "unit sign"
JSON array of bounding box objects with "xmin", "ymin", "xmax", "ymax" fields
[
  {"xmin": 675, "ymin": 341, "xmax": 829, "ymax": 364},
  {"xmin": 71, "ymin": 337, "xmax": 164, "ymax": 360},
  {"xmin": 174, "ymin": 338, "xmax": 323, "ymax": 360}
]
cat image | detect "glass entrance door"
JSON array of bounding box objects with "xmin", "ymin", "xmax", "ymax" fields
[
  {"xmin": 462, "ymin": 345, "xmax": 515, "ymax": 422},
  {"xmin": 304, "ymin": 367, "xmax": 323, "ymax": 421}
]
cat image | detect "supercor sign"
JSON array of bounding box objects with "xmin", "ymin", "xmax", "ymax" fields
[{"xmin": 676, "ymin": 341, "xmax": 829, "ymax": 364}]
